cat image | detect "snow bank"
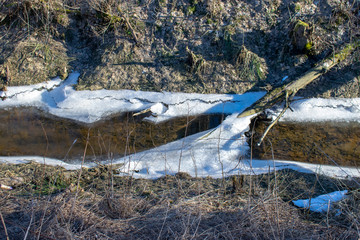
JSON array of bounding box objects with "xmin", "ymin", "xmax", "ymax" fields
[
  {"xmin": 114, "ymin": 114, "xmax": 253, "ymax": 178},
  {"xmin": 1, "ymin": 154, "xmax": 359, "ymax": 180},
  {"xmin": 267, "ymin": 98, "xmax": 360, "ymax": 122},
  {"xmin": 0, "ymin": 72, "xmax": 265, "ymax": 123}
]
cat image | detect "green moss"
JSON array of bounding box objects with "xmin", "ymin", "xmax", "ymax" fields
[
  {"xmin": 187, "ymin": 5, "xmax": 196, "ymax": 15},
  {"xmin": 55, "ymin": 8, "xmax": 80, "ymax": 14},
  {"xmin": 135, "ymin": 20, "xmax": 146, "ymax": 31},
  {"xmin": 159, "ymin": 0, "xmax": 166, "ymax": 6},
  {"xmin": 334, "ymin": 41, "xmax": 360, "ymax": 62},
  {"xmin": 305, "ymin": 41, "xmax": 313, "ymax": 54},
  {"xmin": 294, "ymin": 20, "xmax": 309, "ymax": 31},
  {"xmin": 187, "ymin": 0, "xmax": 199, "ymax": 15},
  {"xmin": 4, "ymin": 2, "xmax": 18, "ymax": 8}
]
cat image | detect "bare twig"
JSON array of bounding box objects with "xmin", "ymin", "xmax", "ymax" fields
[
  {"xmin": 117, "ymin": 6, "xmax": 139, "ymax": 44},
  {"xmin": 315, "ymin": 143, "xmax": 360, "ymax": 187},
  {"xmin": 257, "ymin": 102, "xmax": 289, "ymax": 146},
  {"xmin": 0, "ymin": 209, "xmax": 9, "ymax": 240},
  {"xmin": 69, "ymin": 129, "xmax": 91, "ymax": 224},
  {"xmin": 24, "ymin": 201, "xmax": 35, "ymax": 240}
]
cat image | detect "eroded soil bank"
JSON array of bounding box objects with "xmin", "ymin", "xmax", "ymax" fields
[
  {"xmin": 1, "ymin": 0, "xmax": 359, "ymax": 97},
  {"xmin": 0, "ymin": 162, "xmax": 360, "ymax": 239}
]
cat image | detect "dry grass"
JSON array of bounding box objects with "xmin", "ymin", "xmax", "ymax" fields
[{"xmin": 0, "ymin": 163, "xmax": 359, "ymax": 239}]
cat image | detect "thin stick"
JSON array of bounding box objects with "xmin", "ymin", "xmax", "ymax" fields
[
  {"xmin": 315, "ymin": 144, "xmax": 360, "ymax": 186},
  {"xmin": 6, "ymin": 65, "xmax": 11, "ymax": 85},
  {"xmin": 267, "ymin": 139, "xmax": 281, "ymax": 235},
  {"xmin": 36, "ymin": 122, "xmax": 50, "ymax": 239},
  {"xmin": 68, "ymin": 129, "xmax": 90, "ymax": 225},
  {"xmin": 117, "ymin": 6, "xmax": 139, "ymax": 44},
  {"xmin": 24, "ymin": 202, "xmax": 34, "ymax": 240},
  {"xmin": 0, "ymin": 209, "xmax": 9, "ymax": 240},
  {"xmin": 157, "ymin": 202, "xmax": 170, "ymax": 240},
  {"xmin": 178, "ymin": 104, "xmax": 190, "ymax": 173},
  {"xmin": 257, "ymin": 104, "xmax": 289, "ymax": 146}
]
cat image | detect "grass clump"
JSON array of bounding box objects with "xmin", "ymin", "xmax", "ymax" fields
[
  {"xmin": 186, "ymin": 47, "xmax": 206, "ymax": 75},
  {"xmin": 235, "ymin": 45, "xmax": 268, "ymax": 82}
]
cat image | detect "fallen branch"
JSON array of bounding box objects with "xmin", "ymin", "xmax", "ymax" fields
[{"xmin": 238, "ymin": 40, "xmax": 359, "ymax": 143}]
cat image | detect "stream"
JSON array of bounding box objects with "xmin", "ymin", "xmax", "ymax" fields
[
  {"xmin": 1, "ymin": 108, "xmax": 359, "ymax": 166},
  {"xmin": 0, "ymin": 108, "xmax": 224, "ymax": 162}
]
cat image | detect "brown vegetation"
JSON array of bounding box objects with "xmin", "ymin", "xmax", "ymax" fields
[{"xmin": 0, "ymin": 162, "xmax": 359, "ymax": 239}]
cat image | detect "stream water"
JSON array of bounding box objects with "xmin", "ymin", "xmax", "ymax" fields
[
  {"xmin": 251, "ymin": 120, "xmax": 360, "ymax": 167},
  {"xmin": 0, "ymin": 108, "xmax": 224, "ymax": 162},
  {"xmin": 1, "ymin": 108, "xmax": 359, "ymax": 166}
]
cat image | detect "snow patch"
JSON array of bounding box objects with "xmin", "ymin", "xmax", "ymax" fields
[
  {"xmin": 0, "ymin": 72, "xmax": 266, "ymax": 123},
  {"xmin": 293, "ymin": 190, "xmax": 348, "ymax": 213},
  {"xmin": 268, "ymin": 98, "xmax": 360, "ymax": 122},
  {"xmin": 0, "ymin": 156, "xmax": 96, "ymax": 170}
]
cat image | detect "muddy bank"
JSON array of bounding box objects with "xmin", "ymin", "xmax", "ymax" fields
[{"xmin": 0, "ymin": 0, "xmax": 359, "ymax": 97}]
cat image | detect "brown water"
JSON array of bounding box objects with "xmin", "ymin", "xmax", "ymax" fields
[
  {"xmin": 1, "ymin": 108, "xmax": 359, "ymax": 166},
  {"xmin": 251, "ymin": 120, "xmax": 360, "ymax": 167},
  {"xmin": 0, "ymin": 108, "xmax": 224, "ymax": 162}
]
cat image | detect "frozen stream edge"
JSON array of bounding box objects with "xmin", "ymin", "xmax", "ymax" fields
[{"xmin": 0, "ymin": 72, "xmax": 359, "ymax": 181}]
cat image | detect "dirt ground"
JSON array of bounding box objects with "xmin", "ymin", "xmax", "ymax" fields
[
  {"xmin": 0, "ymin": 162, "xmax": 360, "ymax": 239},
  {"xmin": 0, "ymin": 0, "xmax": 359, "ymax": 97}
]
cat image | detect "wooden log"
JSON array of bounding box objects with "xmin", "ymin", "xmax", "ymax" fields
[{"xmin": 237, "ymin": 40, "xmax": 360, "ymax": 119}]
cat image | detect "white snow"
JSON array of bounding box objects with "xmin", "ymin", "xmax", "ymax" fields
[
  {"xmin": 267, "ymin": 98, "xmax": 360, "ymax": 122},
  {"xmin": 293, "ymin": 190, "xmax": 348, "ymax": 213},
  {"xmin": 0, "ymin": 156, "xmax": 95, "ymax": 170},
  {"xmin": 2, "ymin": 72, "xmax": 360, "ymax": 124},
  {"xmin": 0, "ymin": 72, "xmax": 266, "ymax": 123},
  {"xmin": 1, "ymin": 73, "xmax": 360, "ymax": 180},
  {"xmin": 114, "ymin": 113, "xmax": 254, "ymax": 178}
]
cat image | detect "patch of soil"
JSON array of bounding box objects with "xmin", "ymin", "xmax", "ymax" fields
[{"xmin": 0, "ymin": 0, "xmax": 359, "ymax": 96}]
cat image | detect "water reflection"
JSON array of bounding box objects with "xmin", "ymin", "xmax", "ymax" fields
[
  {"xmin": 0, "ymin": 108, "xmax": 224, "ymax": 162},
  {"xmin": 251, "ymin": 121, "xmax": 360, "ymax": 167}
]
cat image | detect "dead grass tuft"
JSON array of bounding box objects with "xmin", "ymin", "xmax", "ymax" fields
[
  {"xmin": 235, "ymin": 45, "xmax": 268, "ymax": 82},
  {"xmin": 98, "ymin": 195, "xmax": 152, "ymax": 219}
]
